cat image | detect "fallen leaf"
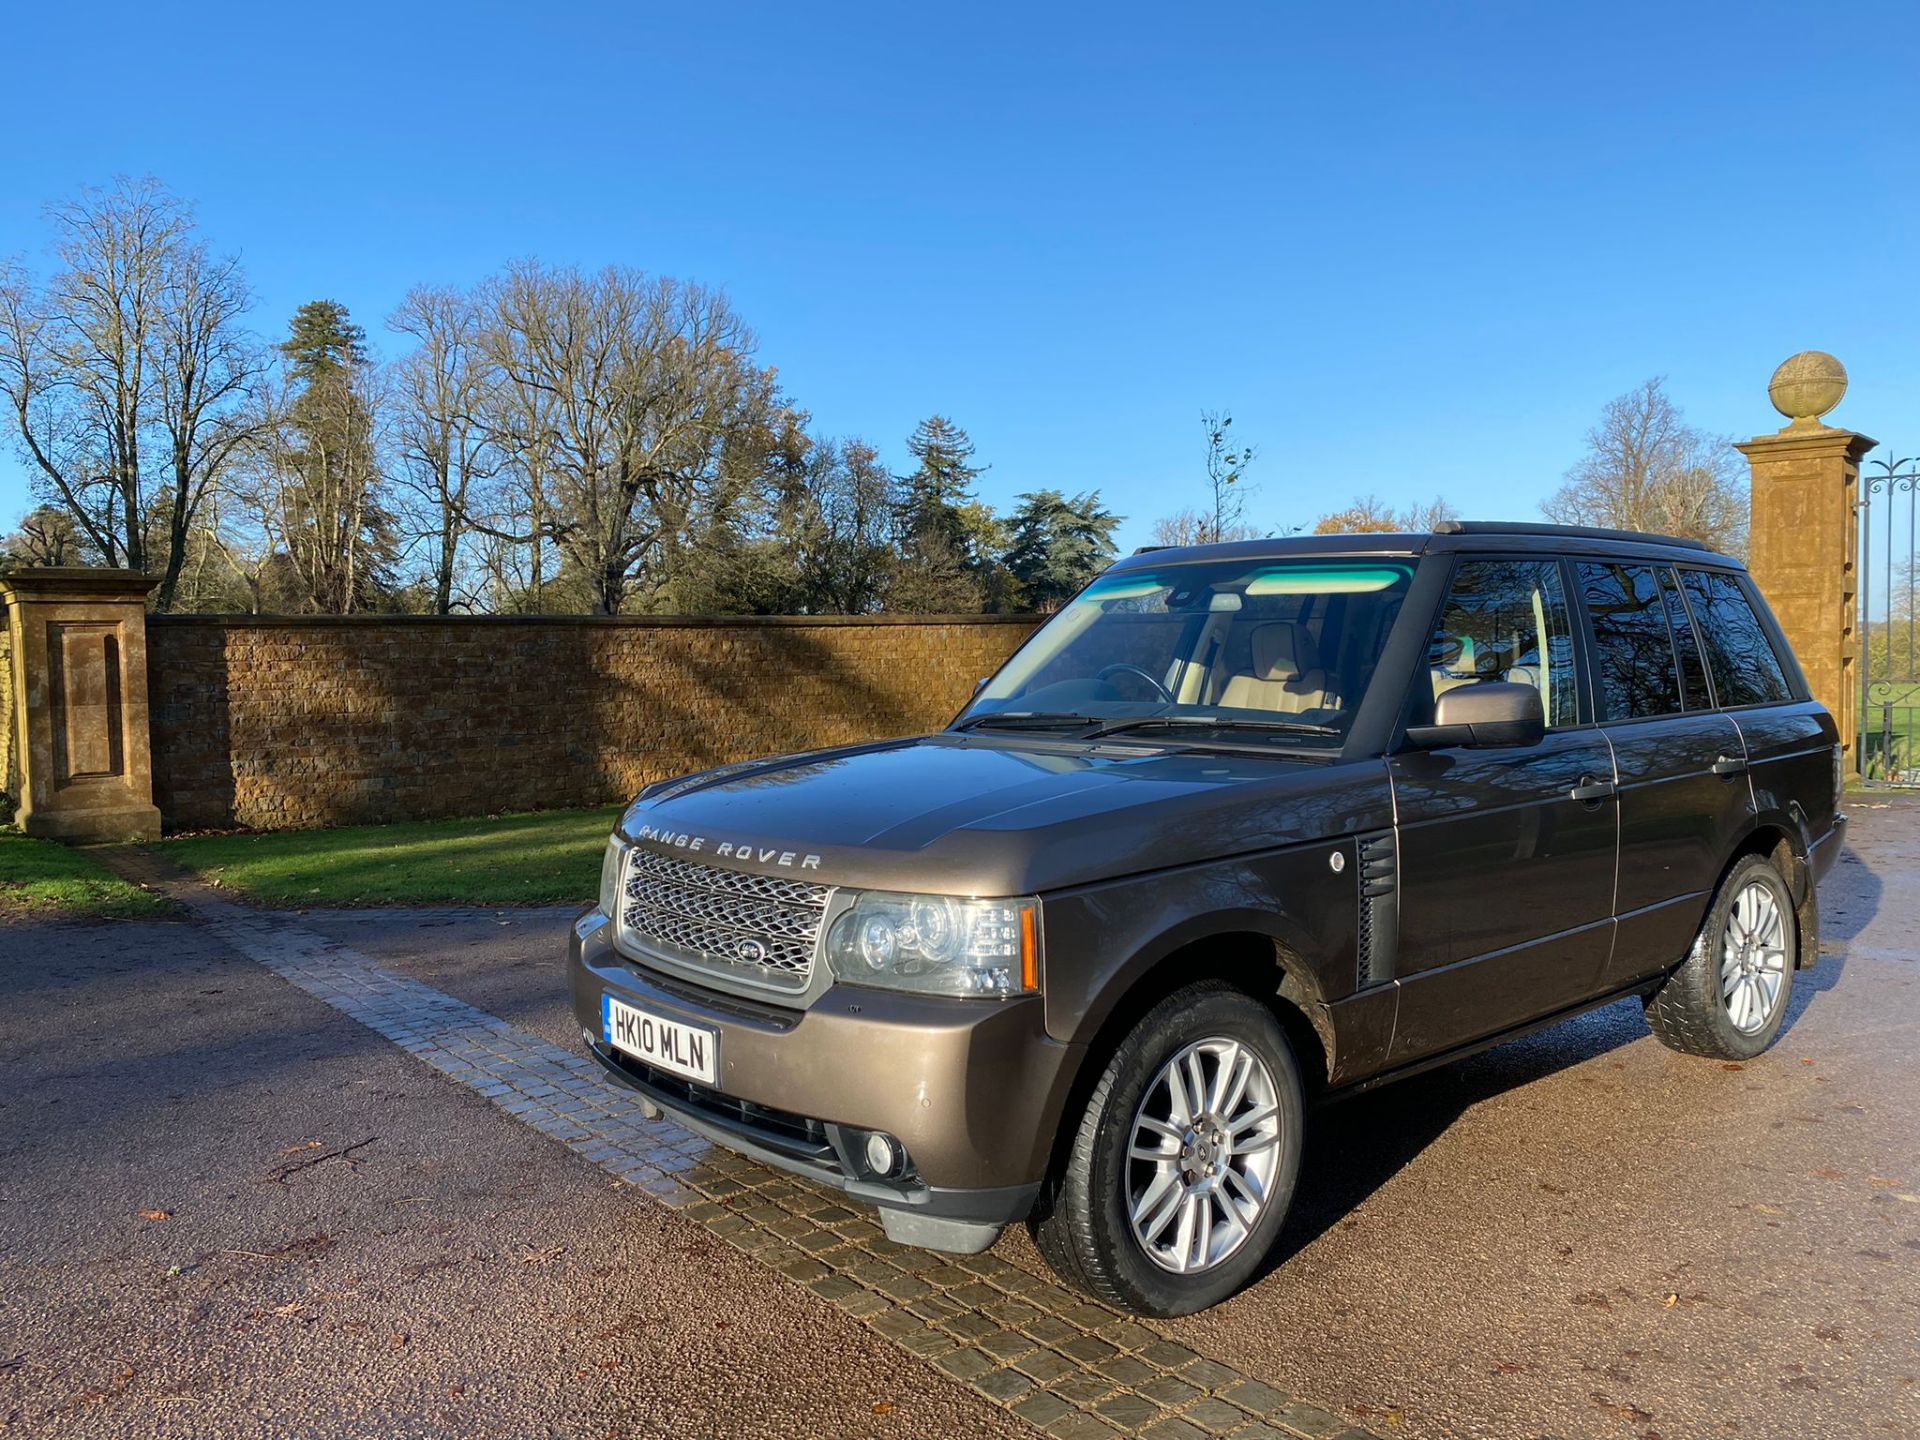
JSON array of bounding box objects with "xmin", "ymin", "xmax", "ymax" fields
[
  {"xmin": 872, "ymin": 1402, "xmax": 896, "ymax": 1415},
  {"xmin": 390, "ymin": 1332, "xmax": 410, "ymax": 1348},
  {"xmin": 138, "ymin": 1209, "xmax": 172, "ymax": 1222},
  {"xmin": 1752, "ymin": 1203, "xmax": 1789, "ymax": 1216},
  {"xmin": 1664, "ymin": 1293, "xmax": 1679, "ymax": 1308}
]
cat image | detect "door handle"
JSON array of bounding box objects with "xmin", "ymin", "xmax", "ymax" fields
[
  {"xmin": 1711, "ymin": 754, "xmax": 1749, "ymax": 778},
  {"xmin": 1569, "ymin": 776, "xmax": 1616, "ymax": 803}
]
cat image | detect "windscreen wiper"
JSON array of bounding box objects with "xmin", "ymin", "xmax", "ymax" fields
[
  {"xmin": 950, "ymin": 711, "xmax": 1102, "ymax": 733},
  {"xmin": 1084, "ymin": 715, "xmax": 1343, "ymax": 741}
]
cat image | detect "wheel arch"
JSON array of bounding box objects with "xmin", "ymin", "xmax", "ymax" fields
[
  {"xmin": 1035, "ymin": 926, "xmax": 1333, "ymax": 1201},
  {"xmin": 1723, "ymin": 819, "xmax": 1820, "ymax": 969}
]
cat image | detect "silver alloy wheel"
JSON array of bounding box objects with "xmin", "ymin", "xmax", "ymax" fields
[
  {"xmin": 1721, "ymin": 878, "xmax": 1789, "ymax": 1034},
  {"xmin": 1126, "ymin": 1037, "xmax": 1282, "ymax": 1275}
]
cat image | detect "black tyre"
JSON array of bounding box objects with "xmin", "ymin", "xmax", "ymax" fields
[
  {"xmin": 1644, "ymin": 854, "xmax": 1798, "ymax": 1060},
  {"xmin": 1030, "ymin": 982, "xmax": 1304, "ymax": 1316}
]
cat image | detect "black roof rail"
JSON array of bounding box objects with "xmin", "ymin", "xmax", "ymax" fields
[
  {"xmin": 1431, "ymin": 519, "xmax": 1714, "ymax": 553},
  {"xmin": 1131, "ymin": 544, "xmax": 1175, "ymax": 555}
]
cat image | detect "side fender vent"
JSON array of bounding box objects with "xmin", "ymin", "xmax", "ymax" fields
[{"xmin": 1355, "ymin": 832, "xmax": 1399, "ymax": 987}]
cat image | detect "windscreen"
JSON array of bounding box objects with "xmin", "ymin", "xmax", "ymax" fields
[{"xmin": 961, "ymin": 559, "xmax": 1415, "ymax": 747}]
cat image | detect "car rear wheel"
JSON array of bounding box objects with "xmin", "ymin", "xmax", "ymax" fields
[
  {"xmin": 1030, "ymin": 982, "xmax": 1303, "ymax": 1316},
  {"xmin": 1644, "ymin": 853, "xmax": 1798, "ymax": 1060}
]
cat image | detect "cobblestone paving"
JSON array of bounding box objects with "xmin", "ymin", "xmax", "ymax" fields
[{"xmin": 105, "ymin": 849, "xmax": 1380, "ymax": 1440}]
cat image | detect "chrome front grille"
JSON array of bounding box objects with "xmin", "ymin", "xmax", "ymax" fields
[{"xmin": 621, "ymin": 849, "xmax": 830, "ymax": 994}]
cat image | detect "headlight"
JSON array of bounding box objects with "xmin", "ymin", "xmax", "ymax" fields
[
  {"xmin": 599, "ymin": 836, "xmax": 629, "ymax": 918},
  {"xmin": 827, "ymin": 892, "xmax": 1039, "ymax": 998}
]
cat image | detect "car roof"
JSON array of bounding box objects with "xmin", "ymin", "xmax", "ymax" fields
[{"xmin": 1108, "ymin": 520, "xmax": 1744, "ymax": 573}]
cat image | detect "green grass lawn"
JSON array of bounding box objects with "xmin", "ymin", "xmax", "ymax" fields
[
  {"xmin": 160, "ymin": 805, "xmax": 622, "ymax": 907},
  {"xmin": 0, "ymin": 831, "xmax": 181, "ymax": 921}
]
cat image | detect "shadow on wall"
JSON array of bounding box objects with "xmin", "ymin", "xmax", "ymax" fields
[
  {"xmin": 145, "ymin": 614, "xmax": 1040, "ymax": 833},
  {"xmin": 147, "ymin": 622, "xmax": 236, "ymax": 830}
]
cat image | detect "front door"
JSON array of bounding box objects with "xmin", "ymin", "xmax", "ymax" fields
[{"xmin": 1388, "ymin": 557, "xmax": 1619, "ymax": 1064}]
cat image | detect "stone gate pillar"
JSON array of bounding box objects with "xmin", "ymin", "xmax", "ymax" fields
[
  {"xmin": 1736, "ymin": 352, "xmax": 1876, "ymax": 775},
  {"xmin": 0, "ymin": 568, "xmax": 162, "ymax": 841}
]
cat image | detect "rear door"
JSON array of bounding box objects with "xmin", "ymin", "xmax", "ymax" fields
[
  {"xmin": 1387, "ymin": 556, "xmax": 1619, "ymax": 1063},
  {"xmin": 1679, "ymin": 567, "xmax": 1840, "ymax": 847},
  {"xmin": 1575, "ymin": 561, "xmax": 1752, "ymax": 988}
]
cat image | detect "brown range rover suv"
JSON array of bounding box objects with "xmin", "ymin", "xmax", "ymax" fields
[{"xmin": 570, "ymin": 521, "xmax": 1845, "ymax": 1315}]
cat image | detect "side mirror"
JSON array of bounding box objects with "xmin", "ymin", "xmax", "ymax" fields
[
  {"xmin": 1405, "ymin": 681, "xmax": 1545, "ymax": 750},
  {"xmin": 974, "ymin": 677, "xmax": 989, "ymax": 692}
]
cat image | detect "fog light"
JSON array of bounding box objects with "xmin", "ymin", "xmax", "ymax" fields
[{"xmin": 864, "ymin": 1131, "xmax": 902, "ymax": 1178}]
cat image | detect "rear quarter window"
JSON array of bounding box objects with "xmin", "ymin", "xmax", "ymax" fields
[{"xmin": 1678, "ymin": 568, "xmax": 1793, "ymax": 706}]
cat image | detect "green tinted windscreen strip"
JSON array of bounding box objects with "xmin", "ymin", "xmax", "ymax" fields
[{"xmin": 1244, "ymin": 565, "xmax": 1410, "ymax": 595}]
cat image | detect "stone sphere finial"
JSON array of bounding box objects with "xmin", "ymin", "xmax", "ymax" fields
[{"xmin": 1768, "ymin": 350, "xmax": 1848, "ymax": 426}]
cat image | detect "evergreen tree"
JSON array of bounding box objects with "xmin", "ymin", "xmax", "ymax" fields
[
  {"xmin": 899, "ymin": 415, "xmax": 986, "ymax": 543},
  {"xmin": 282, "ymin": 300, "xmax": 369, "ymax": 381},
  {"xmin": 273, "ymin": 300, "xmax": 398, "ymax": 611},
  {"xmin": 1003, "ymin": 490, "xmax": 1122, "ymax": 610},
  {"xmin": 890, "ymin": 415, "xmax": 993, "ymax": 612}
]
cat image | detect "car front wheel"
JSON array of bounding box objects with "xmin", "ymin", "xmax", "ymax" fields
[{"xmin": 1030, "ymin": 981, "xmax": 1304, "ymax": 1316}]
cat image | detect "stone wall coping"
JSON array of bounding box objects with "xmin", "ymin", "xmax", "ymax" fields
[
  {"xmin": 0, "ymin": 567, "xmax": 156, "ymax": 605},
  {"xmin": 149, "ymin": 611, "xmax": 1046, "ymax": 630}
]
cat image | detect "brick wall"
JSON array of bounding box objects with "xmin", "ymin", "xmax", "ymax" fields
[{"xmin": 145, "ymin": 614, "xmax": 1041, "ymax": 831}]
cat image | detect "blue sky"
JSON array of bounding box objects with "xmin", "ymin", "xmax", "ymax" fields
[{"xmin": 2, "ymin": 1, "xmax": 1916, "ymax": 553}]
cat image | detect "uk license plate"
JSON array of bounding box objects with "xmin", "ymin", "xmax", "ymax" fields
[{"xmin": 602, "ymin": 994, "xmax": 718, "ymax": 1087}]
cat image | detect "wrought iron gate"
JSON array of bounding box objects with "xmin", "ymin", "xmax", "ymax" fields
[{"xmin": 1859, "ymin": 453, "xmax": 1920, "ymax": 784}]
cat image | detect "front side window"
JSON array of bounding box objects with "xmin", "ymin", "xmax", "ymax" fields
[
  {"xmin": 1578, "ymin": 562, "xmax": 1683, "ymax": 720},
  {"xmin": 962, "ymin": 559, "xmax": 1416, "ymax": 748},
  {"xmin": 1420, "ymin": 559, "xmax": 1578, "ymax": 728},
  {"xmin": 1679, "ymin": 568, "xmax": 1793, "ymax": 706}
]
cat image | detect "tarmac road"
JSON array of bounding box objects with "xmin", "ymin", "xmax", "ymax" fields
[
  {"xmin": 3, "ymin": 797, "xmax": 1916, "ymax": 1439},
  {"xmin": 0, "ymin": 914, "xmax": 1027, "ymax": 1439}
]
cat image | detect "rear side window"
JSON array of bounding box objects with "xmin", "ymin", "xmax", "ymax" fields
[
  {"xmin": 1679, "ymin": 569, "xmax": 1793, "ymax": 706},
  {"xmin": 1658, "ymin": 568, "xmax": 1711, "ymax": 710},
  {"xmin": 1576, "ymin": 562, "xmax": 1682, "ymax": 720}
]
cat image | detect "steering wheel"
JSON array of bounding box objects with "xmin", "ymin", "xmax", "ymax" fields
[{"xmin": 1095, "ymin": 663, "xmax": 1175, "ymax": 703}]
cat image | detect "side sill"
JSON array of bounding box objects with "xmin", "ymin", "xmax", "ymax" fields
[{"xmin": 1321, "ymin": 975, "xmax": 1663, "ymax": 1103}]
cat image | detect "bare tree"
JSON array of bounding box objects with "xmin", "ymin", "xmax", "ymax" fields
[
  {"xmin": 807, "ymin": 438, "xmax": 898, "ymax": 613},
  {"xmin": 1151, "ymin": 411, "xmax": 1263, "ymax": 547},
  {"xmin": 389, "ymin": 285, "xmax": 496, "ymax": 613},
  {"xmin": 1199, "ymin": 409, "xmax": 1258, "ymax": 542},
  {"xmin": 0, "ymin": 179, "xmax": 262, "ymax": 606},
  {"xmin": 1544, "ymin": 378, "xmax": 1748, "ymax": 555},
  {"xmin": 472, "ymin": 262, "xmax": 786, "ymax": 614}
]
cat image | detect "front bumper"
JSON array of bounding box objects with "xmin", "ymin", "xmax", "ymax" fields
[{"xmin": 569, "ymin": 912, "xmax": 1079, "ymax": 1249}]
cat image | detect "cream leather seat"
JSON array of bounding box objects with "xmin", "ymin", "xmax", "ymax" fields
[
  {"xmin": 1430, "ymin": 635, "xmax": 1482, "ymax": 703},
  {"xmin": 1219, "ymin": 623, "xmax": 1331, "ymax": 714}
]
